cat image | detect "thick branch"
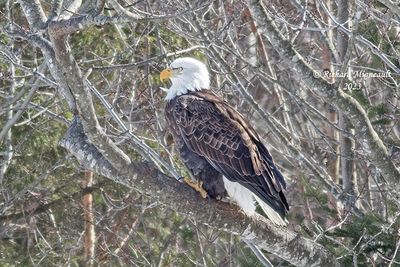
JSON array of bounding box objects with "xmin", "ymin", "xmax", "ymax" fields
[
  {"xmin": 46, "ymin": 26, "xmax": 132, "ymax": 174},
  {"xmin": 46, "ymin": 4, "xmax": 196, "ymax": 37},
  {"xmin": 60, "ymin": 118, "xmax": 124, "ymax": 182},
  {"xmin": 60, "ymin": 118, "xmax": 339, "ymax": 267},
  {"xmin": 16, "ymin": 0, "xmax": 47, "ymax": 30},
  {"xmin": 247, "ymin": 0, "xmax": 400, "ymax": 184}
]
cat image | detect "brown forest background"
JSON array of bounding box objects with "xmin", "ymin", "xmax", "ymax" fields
[{"xmin": 0, "ymin": 0, "xmax": 399, "ymax": 266}]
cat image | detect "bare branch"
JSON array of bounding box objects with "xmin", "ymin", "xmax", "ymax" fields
[
  {"xmin": 317, "ymin": 0, "xmax": 400, "ymax": 74},
  {"xmin": 108, "ymin": 0, "xmax": 143, "ymax": 20},
  {"xmin": 0, "ymin": 81, "xmax": 38, "ymax": 143},
  {"xmin": 247, "ymin": 0, "xmax": 400, "ymax": 184},
  {"xmin": 91, "ymin": 45, "xmax": 205, "ymax": 71},
  {"xmin": 59, "ymin": 0, "xmax": 82, "ymax": 20},
  {"xmin": 82, "ymin": 171, "xmax": 95, "ymax": 266},
  {"xmin": 86, "ymin": 80, "xmax": 181, "ymax": 179},
  {"xmin": 49, "ymin": 0, "xmax": 63, "ymax": 21},
  {"xmin": 59, "ymin": 118, "xmax": 339, "ymax": 266},
  {"xmin": 376, "ymin": 0, "xmax": 400, "ymax": 18},
  {"xmin": 94, "ymin": 0, "xmax": 106, "ymax": 16},
  {"xmin": 16, "ymin": 0, "xmax": 47, "ymax": 30},
  {"xmin": 181, "ymin": 3, "xmax": 362, "ymax": 217}
]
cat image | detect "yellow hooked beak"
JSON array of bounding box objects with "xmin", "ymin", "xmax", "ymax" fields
[{"xmin": 160, "ymin": 68, "xmax": 173, "ymax": 82}]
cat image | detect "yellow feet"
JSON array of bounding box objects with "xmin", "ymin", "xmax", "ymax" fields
[{"xmin": 182, "ymin": 177, "xmax": 208, "ymax": 199}]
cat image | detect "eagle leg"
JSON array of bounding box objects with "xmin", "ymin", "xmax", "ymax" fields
[{"xmin": 182, "ymin": 177, "xmax": 208, "ymax": 199}]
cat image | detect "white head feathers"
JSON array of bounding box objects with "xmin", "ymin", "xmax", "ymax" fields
[{"xmin": 162, "ymin": 57, "xmax": 210, "ymax": 101}]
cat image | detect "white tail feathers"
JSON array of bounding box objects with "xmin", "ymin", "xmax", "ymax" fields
[
  {"xmin": 222, "ymin": 176, "xmax": 288, "ymax": 226},
  {"xmin": 222, "ymin": 176, "xmax": 257, "ymax": 216},
  {"xmin": 254, "ymin": 195, "xmax": 288, "ymax": 226}
]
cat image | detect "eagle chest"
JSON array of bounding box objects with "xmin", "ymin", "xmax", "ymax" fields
[{"xmin": 171, "ymin": 97, "xmax": 199, "ymax": 127}]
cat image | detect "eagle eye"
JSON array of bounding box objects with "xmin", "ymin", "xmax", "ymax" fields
[{"xmin": 172, "ymin": 67, "xmax": 183, "ymax": 72}]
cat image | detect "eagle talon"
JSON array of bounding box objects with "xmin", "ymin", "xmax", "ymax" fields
[{"xmin": 183, "ymin": 177, "xmax": 208, "ymax": 199}]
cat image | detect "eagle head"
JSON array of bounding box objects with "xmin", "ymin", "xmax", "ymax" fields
[{"xmin": 160, "ymin": 57, "xmax": 210, "ymax": 100}]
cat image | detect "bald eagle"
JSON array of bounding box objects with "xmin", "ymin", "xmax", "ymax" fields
[{"xmin": 160, "ymin": 57, "xmax": 289, "ymax": 225}]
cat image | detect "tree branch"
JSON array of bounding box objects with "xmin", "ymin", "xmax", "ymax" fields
[
  {"xmin": 59, "ymin": 118, "xmax": 339, "ymax": 266},
  {"xmin": 0, "ymin": 80, "xmax": 38, "ymax": 143},
  {"xmin": 94, "ymin": 0, "xmax": 106, "ymax": 16},
  {"xmin": 48, "ymin": 0, "xmax": 63, "ymax": 21},
  {"xmin": 45, "ymin": 23, "xmax": 134, "ymax": 176},
  {"xmin": 375, "ymin": 0, "xmax": 400, "ymax": 25},
  {"xmin": 16, "ymin": 0, "xmax": 47, "ymax": 30}
]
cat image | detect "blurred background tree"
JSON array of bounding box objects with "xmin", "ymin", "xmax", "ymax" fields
[{"xmin": 0, "ymin": 0, "xmax": 399, "ymax": 266}]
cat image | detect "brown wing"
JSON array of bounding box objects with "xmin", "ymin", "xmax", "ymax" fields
[{"xmin": 169, "ymin": 90, "xmax": 288, "ymax": 214}]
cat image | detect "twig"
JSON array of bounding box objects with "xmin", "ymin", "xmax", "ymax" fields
[
  {"xmin": 243, "ymin": 239, "xmax": 274, "ymax": 267},
  {"xmin": 86, "ymin": 80, "xmax": 182, "ymax": 180}
]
